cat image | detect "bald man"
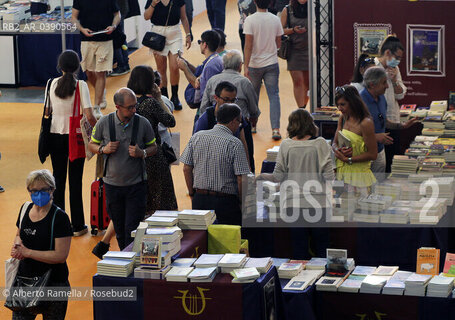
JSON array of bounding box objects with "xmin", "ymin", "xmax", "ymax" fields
[{"xmin": 89, "ymin": 88, "xmax": 157, "ymax": 249}]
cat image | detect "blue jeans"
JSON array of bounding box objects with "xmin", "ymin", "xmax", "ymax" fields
[
  {"xmin": 105, "ymin": 181, "xmax": 146, "ymax": 250},
  {"xmin": 248, "ymin": 63, "xmax": 281, "ymax": 129},
  {"xmin": 205, "ymin": 0, "xmax": 227, "ymax": 30}
]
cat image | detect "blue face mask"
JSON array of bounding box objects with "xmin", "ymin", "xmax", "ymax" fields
[
  {"xmin": 387, "ymin": 57, "xmax": 400, "ymax": 68},
  {"xmin": 31, "ymin": 191, "xmax": 51, "ymax": 207}
]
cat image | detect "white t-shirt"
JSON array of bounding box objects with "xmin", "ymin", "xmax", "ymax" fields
[
  {"xmin": 243, "ymin": 11, "xmax": 284, "ymax": 68},
  {"xmin": 47, "ymin": 78, "xmax": 92, "ymax": 135}
]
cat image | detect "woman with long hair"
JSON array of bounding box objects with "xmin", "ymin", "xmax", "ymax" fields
[
  {"xmin": 48, "ymin": 50, "xmax": 96, "ymax": 236},
  {"xmin": 144, "ymin": 0, "xmax": 191, "ymax": 110},
  {"xmin": 350, "ymin": 53, "xmax": 375, "ymax": 93},
  {"xmin": 127, "ymin": 65, "xmax": 178, "ymax": 213},
  {"xmin": 333, "ymin": 85, "xmax": 377, "ymax": 194},
  {"xmin": 281, "ymin": 0, "xmax": 309, "ymax": 108}
]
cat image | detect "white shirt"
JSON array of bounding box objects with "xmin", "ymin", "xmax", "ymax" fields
[
  {"xmin": 374, "ymin": 57, "xmax": 407, "ymax": 124},
  {"xmin": 243, "ymin": 11, "xmax": 284, "ymax": 68},
  {"xmin": 47, "ymin": 79, "xmax": 92, "ymax": 134}
]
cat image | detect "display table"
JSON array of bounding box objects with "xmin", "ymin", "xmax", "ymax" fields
[{"xmin": 93, "ymin": 266, "xmax": 284, "ymax": 320}]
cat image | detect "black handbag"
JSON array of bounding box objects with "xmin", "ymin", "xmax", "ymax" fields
[
  {"xmin": 38, "ymin": 79, "xmax": 53, "ymax": 164},
  {"xmin": 5, "ymin": 269, "xmax": 52, "ymax": 313},
  {"xmin": 5, "ymin": 207, "xmax": 59, "ymax": 312},
  {"xmin": 162, "ymin": 142, "xmax": 177, "ymax": 164},
  {"xmin": 142, "ymin": 1, "xmax": 173, "ymax": 51},
  {"xmin": 277, "ymin": 5, "xmax": 292, "ymax": 60}
]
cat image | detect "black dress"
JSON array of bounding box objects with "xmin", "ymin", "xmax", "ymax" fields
[{"xmin": 136, "ymin": 96, "xmax": 178, "ymax": 212}]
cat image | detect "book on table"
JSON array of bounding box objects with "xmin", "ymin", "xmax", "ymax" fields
[
  {"xmin": 231, "ymin": 267, "xmax": 260, "ymax": 283},
  {"xmin": 102, "ymin": 251, "xmax": 137, "ymax": 261},
  {"xmin": 372, "ymin": 265, "xmax": 399, "ymax": 276},
  {"xmin": 172, "ymin": 258, "xmax": 197, "ymax": 268},
  {"xmin": 140, "ymin": 235, "xmax": 162, "ymax": 268},
  {"xmin": 145, "ymin": 216, "xmax": 178, "ymax": 227},
  {"xmin": 359, "ymin": 275, "xmax": 391, "ymax": 294},
  {"xmin": 188, "ymin": 267, "xmax": 218, "ymax": 283},
  {"xmin": 244, "ymin": 257, "xmax": 273, "ymax": 274},
  {"xmin": 351, "ymin": 266, "xmax": 376, "ymax": 276},
  {"xmin": 382, "ymin": 271, "xmax": 413, "ymax": 295},
  {"xmin": 218, "ymin": 253, "xmax": 247, "ymax": 268},
  {"xmin": 165, "ymin": 266, "xmax": 194, "ymax": 282},
  {"xmin": 305, "ymin": 257, "xmax": 327, "ymax": 270},
  {"xmin": 283, "ymin": 278, "xmax": 310, "ymax": 291},
  {"xmin": 132, "ymin": 222, "xmax": 148, "ymax": 253},
  {"xmin": 427, "ymin": 274, "xmax": 454, "ymax": 297},
  {"xmin": 97, "ymin": 259, "xmax": 135, "ymax": 277},
  {"xmin": 404, "ymin": 273, "xmax": 432, "ymax": 296},
  {"xmin": 134, "ymin": 265, "xmax": 171, "ymax": 280},
  {"xmin": 443, "ymin": 252, "xmax": 455, "ymax": 274},
  {"xmin": 194, "ymin": 254, "xmax": 224, "ymax": 268},
  {"xmin": 326, "ymin": 248, "xmax": 348, "ymax": 276},
  {"xmin": 338, "ymin": 275, "xmax": 366, "ymax": 293},
  {"xmin": 278, "ymin": 262, "xmax": 304, "ymax": 279},
  {"xmin": 152, "ymin": 210, "xmax": 180, "ymax": 218},
  {"xmin": 416, "ymin": 247, "xmax": 440, "ymax": 275},
  {"xmin": 315, "ymin": 276, "xmax": 344, "ymax": 292}
]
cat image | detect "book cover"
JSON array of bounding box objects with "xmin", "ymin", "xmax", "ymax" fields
[
  {"xmin": 417, "ymin": 247, "xmax": 440, "ymax": 275},
  {"xmin": 141, "ymin": 236, "xmax": 162, "ymax": 268},
  {"xmin": 443, "ymin": 253, "xmax": 455, "ymax": 274},
  {"xmin": 337, "ymin": 131, "xmax": 352, "ymax": 148},
  {"xmin": 283, "ymin": 278, "xmax": 309, "ymax": 291}
]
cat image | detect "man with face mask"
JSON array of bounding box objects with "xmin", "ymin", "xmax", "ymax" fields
[{"xmin": 374, "ymin": 35, "xmax": 417, "ymax": 173}]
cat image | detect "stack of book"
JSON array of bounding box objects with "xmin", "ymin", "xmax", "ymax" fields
[
  {"xmin": 171, "ymin": 258, "xmax": 197, "ymax": 268},
  {"xmin": 272, "ymin": 258, "xmax": 290, "ymax": 268},
  {"xmin": 278, "ymin": 262, "xmax": 305, "ymax": 279},
  {"xmin": 332, "ymin": 193, "xmax": 358, "ymax": 221},
  {"xmin": 134, "ymin": 265, "xmax": 171, "ymax": 279},
  {"xmin": 283, "ymin": 267, "xmax": 325, "ymax": 291},
  {"xmin": 408, "ymin": 173, "xmax": 433, "ymax": 183},
  {"xmin": 423, "ymin": 112, "xmax": 444, "ymax": 129},
  {"xmin": 315, "ymin": 276, "xmax": 345, "ymax": 292},
  {"xmin": 431, "ymin": 177, "xmax": 455, "ymax": 205},
  {"xmin": 244, "ymin": 257, "xmax": 273, "ymax": 274},
  {"xmin": 404, "ymin": 273, "xmax": 432, "ymax": 296},
  {"xmin": 382, "ymin": 271, "xmax": 413, "ymax": 295},
  {"xmin": 231, "ymin": 267, "xmax": 261, "ymax": 283},
  {"xmin": 145, "ymin": 216, "xmax": 178, "ymax": 227},
  {"xmin": 266, "ymin": 146, "xmax": 280, "ymax": 162},
  {"xmin": 419, "ymin": 157, "xmax": 445, "ymax": 176},
  {"xmin": 165, "ymin": 266, "xmax": 194, "ymax": 282},
  {"xmin": 409, "ymin": 198, "xmax": 444, "ymax": 224},
  {"xmin": 426, "ymin": 275, "xmax": 454, "ymax": 297},
  {"xmin": 218, "ymin": 254, "xmax": 248, "ymax": 273},
  {"xmin": 409, "ymin": 136, "xmax": 438, "ymax": 149},
  {"xmin": 409, "ymin": 108, "xmax": 428, "ymax": 121},
  {"xmin": 359, "ymin": 275, "xmax": 390, "ymax": 294},
  {"xmin": 355, "ymin": 194, "xmax": 393, "ymax": 223},
  {"xmin": 194, "ymin": 254, "xmax": 224, "ymax": 268},
  {"xmin": 97, "ymin": 257, "xmax": 135, "ymax": 277},
  {"xmin": 187, "ymin": 267, "xmax": 218, "ymax": 282},
  {"xmin": 178, "ymin": 210, "xmax": 216, "ymax": 230},
  {"xmin": 152, "ymin": 210, "xmax": 180, "ymax": 219},
  {"xmin": 373, "ymin": 182, "xmax": 401, "ymax": 201},
  {"xmin": 305, "ymin": 257, "xmax": 327, "ymax": 270},
  {"xmin": 399, "ymin": 184, "xmax": 423, "ymax": 201},
  {"xmin": 391, "ymin": 155, "xmax": 419, "ymax": 177},
  {"xmin": 405, "ymin": 148, "xmax": 429, "ymax": 157},
  {"xmin": 379, "ymin": 206, "xmax": 410, "ymax": 224},
  {"xmin": 430, "ymin": 100, "xmax": 448, "ymax": 112},
  {"xmin": 422, "ymin": 128, "xmax": 444, "ymax": 136},
  {"xmin": 338, "ymin": 266, "xmax": 376, "ymax": 293}
]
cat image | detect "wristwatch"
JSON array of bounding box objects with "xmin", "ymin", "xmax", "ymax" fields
[
  {"xmin": 348, "ymin": 157, "xmax": 353, "ymax": 165},
  {"xmin": 98, "ymin": 145, "xmax": 104, "ymax": 155},
  {"xmin": 143, "ymin": 149, "xmax": 147, "ymax": 159}
]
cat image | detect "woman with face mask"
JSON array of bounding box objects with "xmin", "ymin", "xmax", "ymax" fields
[{"xmin": 10, "ymin": 169, "xmax": 73, "ymax": 320}]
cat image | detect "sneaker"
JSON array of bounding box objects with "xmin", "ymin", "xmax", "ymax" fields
[
  {"xmin": 251, "ymin": 126, "xmax": 257, "ymax": 134},
  {"xmin": 0, "ymin": 186, "xmax": 4, "ymax": 193},
  {"xmin": 109, "ymin": 67, "xmax": 129, "ymax": 77},
  {"xmin": 73, "ymin": 225, "xmax": 88, "ymax": 237},
  {"xmin": 99, "ymin": 89, "xmax": 107, "ymax": 109},
  {"xmin": 171, "ymin": 96, "xmax": 182, "ymax": 111},
  {"xmin": 93, "ymin": 105, "xmax": 103, "ymax": 120},
  {"xmin": 92, "ymin": 241, "xmax": 110, "ymax": 259},
  {"xmin": 272, "ymin": 129, "xmax": 281, "ymax": 141}
]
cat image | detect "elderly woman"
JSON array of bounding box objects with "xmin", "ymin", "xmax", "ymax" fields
[
  {"xmin": 257, "ymin": 109, "xmax": 334, "ymax": 258},
  {"xmin": 10, "ymin": 169, "xmax": 72, "ymax": 319}
]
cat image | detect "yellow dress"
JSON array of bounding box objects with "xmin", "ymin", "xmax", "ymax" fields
[{"xmin": 336, "ymin": 129, "xmax": 376, "ymax": 188}]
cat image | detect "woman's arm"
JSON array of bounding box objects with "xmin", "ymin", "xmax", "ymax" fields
[
  {"xmin": 81, "ymin": 81, "xmax": 97, "ymax": 126},
  {"xmin": 180, "ymin": 6, "xmax": 191, "ymax": 49},
  {"xmin": 144, "ymin": 0, "xmax": 160, "ymax": 20},
  {"xmin": 280, "ymin": 7, "xmax": 293, "ymax": 36},
  {"xmin": 16, "ymin": 237, "xmax": 71, "ymax": 264},
  {"xmin": 335, "ymin": 118, "xmax": 377, "ymax": 163}
]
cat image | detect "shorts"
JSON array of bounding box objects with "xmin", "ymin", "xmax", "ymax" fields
[
  {"xmin": 149, "ymin": 24, "xmax": 183, "ymax": 56},
  {"xmin": 80, "ymin": 41, "xmax": 114, "ymax": 72}
]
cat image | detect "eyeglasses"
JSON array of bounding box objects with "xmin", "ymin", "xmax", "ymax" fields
[
  {"xmin": 197, "ymin": 40, "xmax": 204, "ymax": 45},
  {"xmin": 28, "ymin": 187, "xmax": 52, "ymax": 193},
  {"xmin": 335, "ymin": 86, "xmax": 345, "ymax": 95},
  {"xmin": 378, "ymin": 113, "xmax": 385, "ymax": 127},
  {"xmin": 217, "ymin": 96, "xmax": 238, "ymax": 103},
  {"xmin": 118, "ymin": 104, "xmax": 137, "ymax": 111},
  {"xmin": 392, "ymin": 52, "xmax": 402, "ymax": 60}
]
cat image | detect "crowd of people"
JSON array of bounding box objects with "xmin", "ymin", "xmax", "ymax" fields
[{"xmin": 7, "ymin": 0, "xmax": 417, "ymax": 318}]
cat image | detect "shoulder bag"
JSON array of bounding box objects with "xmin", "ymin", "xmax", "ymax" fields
[
  {"xmin": 277, "ymin": 5, "xmax": 292, "ymax": 60},
  {"xmin": 69, "ymin": 81, "xmax": 86, "ymax": 161},
  {"xmin": 38, "ymin": 79, "xmax": 53, "ymax": 164},
  {"xmin": 142, "ymin": 1, "xmax": 173, "ymax": 51},
  {"xmin": 5, "ymin": 206, "xmax": 60, "ymax": 313}
]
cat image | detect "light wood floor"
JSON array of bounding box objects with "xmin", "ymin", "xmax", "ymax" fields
[{"xmin": 0, "ymin": 0, "xmax": 299, "ymax": 318}]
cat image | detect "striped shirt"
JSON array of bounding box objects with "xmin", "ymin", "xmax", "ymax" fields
[{"xmin": 180, "ymin": 124, "xmax": 251, "ymax": 195}]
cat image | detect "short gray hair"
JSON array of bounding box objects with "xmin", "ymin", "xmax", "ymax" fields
[
  {"xmin": 113, "ymin": 87, "xmax": 136, "ymax": 106},
  {"xmin": 223, "ymin": 50, "xmax": 243, "ymax": 71},
  {"xmin": 26, "ymin": 169, "xmax": 56, "ymax": 190},
  {"xmin": 363, "ymin": 66, "xmax": 387, "ymax": 89}
]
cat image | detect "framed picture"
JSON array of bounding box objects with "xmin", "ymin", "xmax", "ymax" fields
[
  {"xmin": 353, "ymin": 23, "xmax": 392, "ymax": 64},
  {"xmin": 406, "ymin": 24, "xmax": 445, "ymax": 77}
]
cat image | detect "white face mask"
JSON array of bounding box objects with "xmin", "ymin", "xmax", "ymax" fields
[{"xmin": 386, "ymin": 57, "xmax": 400, "ymax": 68}]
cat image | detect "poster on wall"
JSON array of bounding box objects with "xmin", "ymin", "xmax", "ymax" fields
[
  {"xmin": 353, "ymin": 23, "xmax": 392, "ymax": 64},
  {"xmin": 406, "ymin": 24, "xmax": 445, "ymax": 77}
]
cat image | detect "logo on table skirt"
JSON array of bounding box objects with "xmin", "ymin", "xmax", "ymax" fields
[
  {"xmin": 355, "ymin": 311, "xmax": 387, "ymax": 320},
  {"xmin": 174, "ymin": 287, "xmax": 211, "ymax": 315},
  {"xmin": 190, "ymin": 246, "xmax": 200, "ymax": 258}
]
